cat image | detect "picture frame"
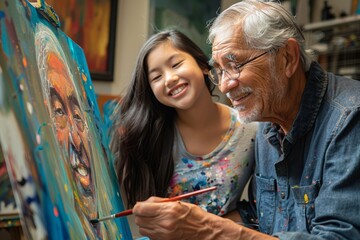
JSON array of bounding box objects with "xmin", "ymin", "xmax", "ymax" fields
[{"xmin": 40, "ymin": 0, "xmax": 118, "ymax": 82}]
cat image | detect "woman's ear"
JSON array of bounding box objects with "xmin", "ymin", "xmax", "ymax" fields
[
  {"xmin": 284, "ymin": 38, "xmax": 300, "ymax": 78},
  {"xmin": 203, "ymin": 68, "xmax": 209, "ymax": 75}
]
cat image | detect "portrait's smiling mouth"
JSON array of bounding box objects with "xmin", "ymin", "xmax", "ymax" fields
[
  {"xmin": 69, "ymin": 144, "xmax": 93, "ymax": 196},
  {"xmin": 76, "ymin": 163, "xmax": 88, "ymax": 177}
]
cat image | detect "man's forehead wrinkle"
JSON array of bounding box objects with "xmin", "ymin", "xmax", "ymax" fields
[
  {"xmin": 212, "ymin": 36, "xmax": 248, "ymax": 62},
  {"xmin": 225, "ymin": 53, "xmax": 238, "ymax": 62},
  {"xmin": 210, "ymin": 52, "xmax": 237, "ymax": 68}
]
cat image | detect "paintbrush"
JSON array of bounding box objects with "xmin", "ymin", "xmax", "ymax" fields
[{"xmin": 90, "ymin": 186, "xmax": 217, "ymax": 224}]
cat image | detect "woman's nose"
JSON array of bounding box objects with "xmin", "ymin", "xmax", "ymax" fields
[{"xmin": 164, "ymin": 71, "xmax": 179, "ymax": 87}]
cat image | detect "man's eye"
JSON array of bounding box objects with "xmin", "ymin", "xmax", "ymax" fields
[
  {"xmin": 216, "ymin": 68, "xmax": 223, "ymax": 75},
  {"xmin": 227, "ymin": 62, "xmax": 239, "ymax": 71}
]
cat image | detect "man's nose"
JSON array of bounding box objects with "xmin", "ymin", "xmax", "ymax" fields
[{"xmin": 218, "ymin": 78, "xmax": 238, "ymax": 94}]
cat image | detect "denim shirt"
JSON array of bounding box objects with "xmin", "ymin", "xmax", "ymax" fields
[{"xmin": 254, "ymin": 62, "xmax": 360, "ymax": 239}]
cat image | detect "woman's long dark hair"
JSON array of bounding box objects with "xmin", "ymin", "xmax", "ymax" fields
[{"xmin": 111, "ymin": 29, "xmax": 215, "ymax": 207}]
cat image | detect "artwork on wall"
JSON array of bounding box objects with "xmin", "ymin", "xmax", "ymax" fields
[
  {"xmin": 149, "ymin": 0, "xmax": 221, "ymax": 56},
  {"xmin": 36, "ymin": 0, "xmax": 118, "ymax": 82},
  {"xmin": 352, "ymin": 0, "xmax": 360, "ymax": 14},
  {"xmin": 0, "ymin": 0, "xmax": 131, "ymax": 239}
]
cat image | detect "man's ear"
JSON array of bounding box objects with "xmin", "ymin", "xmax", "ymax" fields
[{"xmin": 283, "ymin": 38, "xmax": 300, "ymax": 78}]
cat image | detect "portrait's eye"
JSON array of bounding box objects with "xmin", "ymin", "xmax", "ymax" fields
[
  {"xmin": 73, "ymin": 108, "xmax": 85, "ymax": 132},
  {"xmin": 51, "ymin": 98, "xmax": 67, "ymax": 129},
  {"xmin": 52, "ymin": 107, "xmax": 67, "ymax": 129},
  {"xmin": 54, "ymin": 107, "xmax": 65, "ymax": 117},
  {"xmin": 73, "ymin": 113, "xmax": 82, "ymax": 121}
]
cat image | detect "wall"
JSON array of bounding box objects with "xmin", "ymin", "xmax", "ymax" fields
[{"xmin": 93, "ymin": 0, "xmax": 150, "ymax": 97}]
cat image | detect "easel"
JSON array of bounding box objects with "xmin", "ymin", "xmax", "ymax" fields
[{"xmin": 31, "ymin": 0, "xmax": 60, "ymax": 28}]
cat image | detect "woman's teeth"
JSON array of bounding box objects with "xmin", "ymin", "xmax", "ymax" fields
[{"xmin": 171, "ymin": 85, "xmax": 186, "ymax": 96}]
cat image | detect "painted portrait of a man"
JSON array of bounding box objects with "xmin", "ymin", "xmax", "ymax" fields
[
  {"xmin": 35, "ymin": 24, "xmax": 96, "ymax": 220},
  {"xmin": 0, "ymin": 1, "xmax": 131, "ymax": 238}
]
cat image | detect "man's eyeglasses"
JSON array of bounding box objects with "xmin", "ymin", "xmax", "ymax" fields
[{"xmin": 209, "ymin": 51, "xmax": 270, "ymax": 85}]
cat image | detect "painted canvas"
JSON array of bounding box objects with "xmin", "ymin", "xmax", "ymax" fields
[
  {"xmin": 0, "ymin": 0, "xmax": 132, "ymax": 239},
  {"xmin": 0, "ymin": 144, "xmax": 21, "ymax": 229}
]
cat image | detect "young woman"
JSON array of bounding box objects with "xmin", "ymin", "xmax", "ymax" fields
[{"xmin": 110, "ymin": 29, "xmax": 257, "ymax": 216}]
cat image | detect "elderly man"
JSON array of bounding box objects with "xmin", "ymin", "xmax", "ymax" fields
[{"xmin": 132, "ymin": 0, "xmax": 360, "ymax": 239}]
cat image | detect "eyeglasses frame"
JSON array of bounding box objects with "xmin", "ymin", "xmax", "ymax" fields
[{"xmin": 209, "ymin": 50, "xmax": 271, "ymax": 85}]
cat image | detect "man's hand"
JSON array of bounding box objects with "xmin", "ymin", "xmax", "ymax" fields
[
  {"xmin": 132, "ymin": 197, "xmax": 277, "ymax": 240},
  {"xmin": 133, "ymin": 197, "xmax": 220, "ymax": 239}
]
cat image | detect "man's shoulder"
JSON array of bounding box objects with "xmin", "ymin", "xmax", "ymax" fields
[{"xmin": 326, "ymin": 73, "xmax": 360, "ymax": 109}]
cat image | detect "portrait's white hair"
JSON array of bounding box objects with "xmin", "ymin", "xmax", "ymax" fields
[{"xmin": 34, "ymin": 23, "xmax": 78, "ymax": 102}]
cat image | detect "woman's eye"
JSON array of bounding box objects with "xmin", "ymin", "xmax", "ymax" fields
[
  {"xmin": 151, "ymin": 75, "xmax": 162, "ymax": 81},
  {"xmin": 172, "ymin": 60, "xmax": 183, "ymax": 68}
]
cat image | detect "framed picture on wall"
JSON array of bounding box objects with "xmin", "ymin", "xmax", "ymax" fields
[
  {"xmin": 38, "ymin": 0, "xmax": 118, "ymax": 82},
  {"xmin": 352, "ymin": 0, "xmax": 360, "ymax": 14}
]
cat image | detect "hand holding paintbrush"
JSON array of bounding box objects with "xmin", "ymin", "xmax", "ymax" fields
[{"xmin": 90, "ymin": 186, "xmax": 217, "ymax": 224}]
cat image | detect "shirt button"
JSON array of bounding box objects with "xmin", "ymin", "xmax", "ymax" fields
[{"xmin": 281, "ymin": 192, "xmax": 285, "ymax": 199}]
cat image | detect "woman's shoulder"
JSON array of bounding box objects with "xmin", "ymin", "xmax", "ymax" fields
[
  {"xmin": 217, "ymin": 103, "xmax": 258, "ymax": 129},
  {"xmin": 215, "ymin": 103, "xmax": 258, "ymax": 141}
]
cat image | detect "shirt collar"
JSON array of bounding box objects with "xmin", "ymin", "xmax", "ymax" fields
[{"xmin": 263, "ymin": 62, "xmax": 328, "ymax": 143}]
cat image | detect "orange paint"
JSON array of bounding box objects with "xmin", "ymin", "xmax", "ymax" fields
[
  {"xmin": 22, "ymin": 56, "xmax": 27, "ymax": 67},
  {"xmin": 82, "ymin": 72, "xmax": 87, "ymax": 81},
  {"xmin": 53, "ymin": 206, "xmax": 59, "ymax": 217},
  {"xmin": 203, "ymin": 162, "xmax": 211, "ymax": 167}
]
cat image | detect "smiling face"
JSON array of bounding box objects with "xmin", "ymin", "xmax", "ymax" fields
[
  {"xmin": 147, "ymin": 41, "xmax": 209, "ymax": 111},
  {"xmin": 45, "ymin": 52, "xmax": 96, "ymax": 218},
  {"xmin": 211, "ymin": 28, "xmax": 286, "ymax": 124}
]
